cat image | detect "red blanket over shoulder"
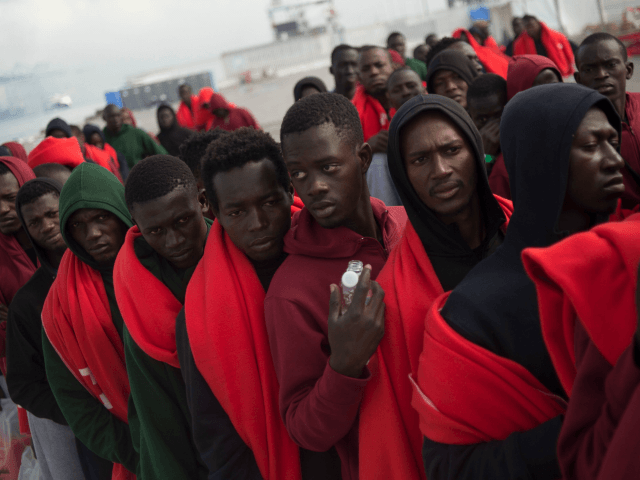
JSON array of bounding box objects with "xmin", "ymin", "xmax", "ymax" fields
[
  {"xmin": 522, "ymin": 214, "xmax": 640, "ymax": 396},
  {"xmin": 513, "ymin": 22, "xmax": 575, "ymax": 77},
  {"xmin": 359, "ymin": 195, "xmax": 513, "ymax": 480},
  {"xmin": 185, "ymin": 198, "xmax": 304, "ymax": 480},
  {"xmin": 42, "ymin": 250, "xmax": 134, "ymax": 480},
  {"xmin": 412, "ymin": 292, "xmax": 566, "ymax": 445},
  {"xmin": 453, "ymin": 29, "xmax": 509, "ymax": 78},
  {"xmin": 114, "ymin": 226, "xmax": 183, "ymax": 368},
  {"xmin": 176, "ymin": 96, "xmax": 199, "ymax": 130},
  {"xmin": 84, "ymin": 144, "xmax": 123, "ymax": 183},
  {"xmin": 352, "ymin": 85, "xmax": 394, "ymax": 142}
]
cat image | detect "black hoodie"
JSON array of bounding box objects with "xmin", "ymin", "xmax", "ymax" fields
[
  {"xmin": 423, "ymin": 84, "xmax": 621, "ymax": 479},
  {"xmin": 156, "ymin": 104, "xmax": 195, "ymax": 157},
  {"xmin": 425, "ymin": 50, "xmax": 479, "ymax": 95},
  {"xmin": 5, "ymin": 179, "xmax": 66, "ymax": 424},
  {"xmin": 387, "ymin": 94, "xmax": 507, "ymax": 291}
]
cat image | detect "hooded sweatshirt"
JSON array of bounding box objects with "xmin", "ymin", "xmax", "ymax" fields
[
  {"xmin": 28, "ymin": 136, "xmax": 85, "ymax": 170},
  {"xmin": 506, "ymin": 54, "xmax": 562, "ymax": 101},
  {"xmin": 513, "ymin": 21, "xmax": 575, "ymax": 77},
  {"xmin": 41, "ymin": 163, "xmax": 138, "ymax": 478},
  {"xmin": 156, "ymin": 104, "xmax": 195, "ymax": 156},
  {"xmin": 6, "ymin": 179, "xmax": 67, "ymax": 424},
  {"xmin": 45, "ymin": 118, "xmax": 72, "ymax": 138},
  {"xmin": 452, "ymin": 29, "xmax": 510, "ymax": 78},
  {"xmin": 176, "ymin": 94, "xmax": 199, "ymax": 130},
  {"xmin": 358, "ymin": 95, "xmax": 513, "ymax": 480},
  {"xmin": 195, "ymin": 87, "xmax": 215, "ymax": 131},
  {"xmin": 294, "ymin": 77, "xmax": 328, "ymax": 101},
  {"xmin": 206, "ymin": 93, "xmax": 260, "ymax": 132},
  {"xmin": 414, "ymin": 84, "xmax": 620, "ymax": 479},
  {"xmin": 426, "ymin": 50, "xmax": 480, "ymax": 95},
  {"xmin": 264, "ymin": 198, "xmax": 407, "ymax": 480},
  {"xmin": 103, "ymin": 123, "xmax": 168, "ymax": 169}
]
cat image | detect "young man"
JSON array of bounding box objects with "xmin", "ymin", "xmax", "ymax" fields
[
  {"xmin": 42, "ymin": 163, "xmax": 138, "ymax": 479},
  {"xmin": 207, "ymin": 93, "xmax": 260, "ymax": 132},
  {"xmin": 412, "ymin": 84, "xmax": 625, "ymax": 478},
  {"xmin": 386, "ymin": 67, "xmax": 425, "ymax": 112},
  {"xmin": 352, "ymin": 46, "xmax": 394, "ymax": 153},
  {"xmin": 413, "ymin": 44, "xmax": 430, "ymax": 65},
  {"xmin": 575, "ymin": 32, "xmax": 640, "ymax": 209},
  {"xmin": 514, "ymin": 15, "xmax": 574, "ymax": 77},
  {"xmin": 264, "ymin": 93, "xmax": 407, "ymax": 480},
  {"xmin": 466, "ymin": 74, "xmax": 510, "ymax": 197},
  {"xmin": 6, "ymin": 178, "xmax": 87, "ymax": 480},
  {"xmin": 32, "ymin": 163, "xmax": 72, "ymax": 186},
  {"xmin": 358, "ymin": 94, "xmax": 514, "ymax": 480},
  {"xmin": 156, "ymin": 104, "xmax": 194, "ymax": 156},
  {"xmin": 330, "ymin": 44, "xmax": 359, "ymax": 100},
  {"xmin": 83, "ymin": 124, "xmax": 130, "ymax": 181},
  {"xmin": 102, "ymin": 104, "xmax": 167, "ymax": 169},
  {"xmin": 452, "ymin": 27, "xmax": 509, "ymax": 78},
  {"xmin": 426, "ymin": 50, "xmax": 479, "ymax": 110},
  {"xmin": 114, "ymin": 155, "xmax": 209, "ymax": 480},
  {"xmin": 388, "ymin": 32, "xmax": 427, "ymax": 81},
  {"xmin": 506, "ymin": 54, "xmax": 562, "ymax": 100},
  {"xmin": 175, "ymin": 128, "xmax": 337, "ymax": 479},
  {"xmin": 426, "ymin": 37, "xmax": 485, "ymax": 75},
  {"xmin": 176, "ymin": 84, "xmax": 199, "ymax": 130}
]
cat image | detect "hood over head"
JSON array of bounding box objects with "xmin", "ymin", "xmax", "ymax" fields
[
  {"xmin": 426, "ymin": 50, "xmax": 479, "ymax": 94},
  {"xmin": 82, "ymin": 124, "xmax": 105, "ymax": 143},
  {"xmin": 156, "ymin": 103, "xmax": 178, "ymax": 132},
  {"xmin": 28, "ymin": 136, "xmax": 85, "ymax": 170},
  {"xmin": 198, "ymin": 87, "xmax": 215, "ymax": 107},
  {"xmin": 293, "ymin": 76, "xmax": 328, "ymax": 101},
  {"xmin": 387, "ymin": 94, "xmax": 506, "ymax": 290},
  {"xmin": 208, "ymin": 92, "xmax": 231, "ymax": 112},
  {"xmin": 2, "ymin": 142, "xmax": 28, "ymax": 163},
  {"xmin": 58, "ymin": 162, "xmax": 132, "ymax": 269},
  {"xmin": 16, "ymin": 178, "xmax": 63, "ymax": 276},
  {"xmin": 0, "ymin": 156, "xmax": 35, "ymax": 186},
  {"xmin": 506, "ymin": 54, "xmax": 562, "ymax": 100},
  {"xmin": 45, "ymin": 118, "xmax": 72, "ymax": 138}
]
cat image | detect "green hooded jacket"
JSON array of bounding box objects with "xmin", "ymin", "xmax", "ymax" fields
[
  {"xmin": 103, "ymin": 123, "xmax": 168, "ymax": 169},
  {"xmin": 42, "ymin": 163, "xmax": 139, "ymax": 473}
]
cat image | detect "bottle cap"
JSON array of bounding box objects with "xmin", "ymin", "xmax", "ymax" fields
[{"xmin": 341, "ymin": 271, "xmax": 359, "ymax": 288}]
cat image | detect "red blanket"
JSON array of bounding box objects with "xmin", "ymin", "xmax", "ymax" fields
[
  {"xmin": 522, "ymin": 214, "xmax": 640, "ymax": 396},
  {"xmin": 84, "ymin": 144, "xmax": 123, "ymax": 183},
  {"xmin": 412, "ymin": 292, "xmax": 566, "ymax": 445},
  {"xmin": 359, "ymin": 195, "xmax": 513, "ymax": 480},
  {"xmin": 42, "ymin": 250, "xmax": 134, "ymax": 480},
  {"xmin": 453, "ymin": 29, "xmax": 509, "ymax": 78},
  {"xmin": 185, "ymin": 198, "xmax": 303, "ymax": 480},
  {"xmin": 114, "ymin": 227, "xmax": 183, "ymax": 368},
  {"xmin": 176, "ymin": 96, "xmax": 199, "ymax": 130},
  {"xmin": 513, "ymin": 22, "xmax": 575, "ymax": 77},
  {"xmin": 352, "ymin": 85, "xmax": 394, "ymax": 142}
]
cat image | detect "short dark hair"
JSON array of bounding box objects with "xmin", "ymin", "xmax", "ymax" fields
[
  {"xmin": 0, "ymin": 163, "xmax": 11, "ymax": 176},
  {"xmin": 387, "ymin": 66, "xmax": 421, "ymax": 89},
  {"xmin": 577, "ymin": 32, "xmax": 628, "ymax": 63},
  {"xmin": 358, "ymin": 45, "xmax": 392, "ymax": 66},
  {"xmin": 17, "ymin": 181, "xmax": 60, "ymax": 210},
  {"xmin": 331, "ymin": 44, "xmax": 357, "ymax": 64},
  {"xmin": 32, "ymin": 163, "xmax": 72, "ymax": 179},
  {"xmin": 178, "ymin": 83, "xmax": 192, "ymax": 91},
  {"xmin": 201, "ymin": 127, "xmax": 290, "ymax": 211},
  {"xmin": 280, "ymin": 92, "xmax": 364, "ymax": 153},
  {"xmin": 413, "ymin": 44, "xmax": 428, "ymax": 58},
  {"xmin": 387, "ymin": 32, "xmax": 404, "ymax": 44},
  {"xmin": 125, "ymin": 155, "xmax": 197, "ymax": 212},
  {"xmin": 178, "ymin": 128, "xmax": 229, "ymax": 180},
  {"xmin": 522, "ymin": 14, "xmax": 538, "ymax": 22},
  {"xmin": 425, "ymin": 37, "xmax": 462, "ymax": 68},
  {"xmin": 467, "ymin": 74, "xmax": 508, "ymax": 103}
]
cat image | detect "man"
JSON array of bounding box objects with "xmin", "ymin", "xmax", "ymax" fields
[
  {"xmin": 413, "ymin": 44, "xmax": 430, "ymax": 65},
  {"xmin": 507, "ymin": 54, "xmax": 562, "ymax": 100},
  {"xmin": 330, "ymin": 44, "xmax": 359, "ymax": 100},
  {"xmin": 426, "ymin": 50, "xmax": 479, "ymax": 110},
  {"xmin": 353, "ymin": 46, "xmax": 395, "ymax": 154},
  {"xmin": 505, "ymin": 17, "xmax": 524, "ymax": 56},
  {"xmin": 575, "ymin": 32, "xmax": 640, "ymax": 209},
  {"xmin": 294, "ymin": 77, "xmax": 328, "ymax": 101},
  {"xmin": 388, "ymin": 32, "xmax": 427, "ymax": 81},
  {"xmin": 102, "ymin": 104, "xmax": 167, "ymax": 169},
  {"xmin": 45, "ymin": 118, "xmax": 72, "ymax": 139},
  {"xmin": 427, "ymin": 37, "xmax": 485, "ymax": 75},
  {"xmin": 358, "ymin": 93, "xmax": 513, "ymax": 480},
  {"xmin": 113, "ymin": 155, "xmax": 209, "ymax": 480},
  {"xmin": 514, "ymin": 15, "xmax": 574, "ymax": 77},
  {"xmin": 32, "ymin": 163, "xmax": 72, "ymax": 186},
  {"xmin": 206, "ymin": 92, "xmax": 260, "ymax": 131},
  {"xmin": 387, "ymin": 67, "xmax": 425, "ymax": 112},
  {"xmin": 466, "ymin": 74, "xmax": 510, "ymax": 197},
  {"xmin": 83, "ymin": 124, "xmax": 129, "ymax": 180},
  {"xmin": 42, "ymin": 163, "xmax": 138, "ymax": 479},
  {"xmin": 453, "ymin": 27, "xmax": 509, "ymax": 78},
  {"xmin": 156, "ymin": 104, "xmax": 194, "ymax": 156},
  {"xmin": 176, "ymin": 84, "xmax": 199, "ymax": 130},
  {"xmin": 425, "ymin": 33, "xmax": 438, "ymax": 48},
  {"xmin": 264, "ymin": 93, "xmax": 407, "ymax": 480},
  {"xmin": 412, "ymin": 84, "xmax": 625, "ymax": 478},
  {"xmin": 6, "ymin": 177, "xmax": 87, "ymax": 480},
  {"xmin": 71, "ymin": 123, "xmax": 123, "ymax": 181}
]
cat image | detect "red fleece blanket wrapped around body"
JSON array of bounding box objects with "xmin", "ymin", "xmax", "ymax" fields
[
  {"xmin": 453, "ymin": 29, "xmax": 509, "ymax": 78},
  {"xmin": 513, "ymin": 22, "xmax": 575, "ymax": 77}
]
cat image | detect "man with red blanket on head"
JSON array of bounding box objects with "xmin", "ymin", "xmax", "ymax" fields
[
  {"xmin": 358, "ymin": 94, "xmax": 513, "ymax": 480},
  {"xmin": 41, "ymin": 163, "xmax": 138, "ymax": 480},
  {"xmin": 206, "ymin": 92, "xmax": 260, "ymax": 132},
  {"xmin": 176, "ymin": 84, "xmax": 199, "ymax": 130},
  {"xmin": 523, "ymin": 214, "xmax": 640, "ymax": 480},
  {"xmin": 411, "ymin": 83, "xmax": 625, "ymax": 479},
  {"xmin": 175, "ymin": 128, "xmax": 339, "ymax": 479},
  {"xmin": 114, "ymin": 155, "xmax": 210, "ymax": 480},
  {"xmin": 2, "ymin": 142, "xmax": 28, "ymax": 163},
  {"xmin": 453, "ymin": 27, "xmax": 510, "ymax": 78},
  {"xmin": 265, "ymin": 93, "xmax": 407, "ymax": 480},
  {"xmin": 195, "ymin": 87, "xmax": 215, "ymax": 131},
  {"xmin": 514, "ymin": 15, "xmax": 574, "ymax": 77}
]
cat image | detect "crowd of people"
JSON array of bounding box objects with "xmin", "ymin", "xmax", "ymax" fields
[{"xmin": 1, "ymin": 13, "xmax": 640, "ymax": 480}]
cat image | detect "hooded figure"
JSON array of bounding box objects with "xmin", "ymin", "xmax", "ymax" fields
[
  {"xmin": 507, "ymin": 54, "xmax": 562, "ymax": 100},
  {"xmin": 426, "ymin": 50, "xmax": 479, "ymax": 96},
  {"xmin": 45, "ymin": 118, "xmax": 73, "ymax": 138},
  {"xmin": 41, "ymin": 163, "xmax": 138, "ymax": 480},
  {"xmin": 156, "ymin": 104, "xmax": 194, "ymax": 156},
  {"xmin": 293, "ymin": 77, "xmax": 328, "ymax": 101},
  {"xmin": 207, "ymin": 93, "xmax": 260, "ymax": 132},
  {"xmin": 412, "ymin": 84, "xmax": 621, "ymax": 479},
  {"xmin": 2, "ymin": 143, "xmax": 28, "ymax": 163},
  {"xmin": 195, "ymin": 87, "xmax": 215, "ymax": 131}
]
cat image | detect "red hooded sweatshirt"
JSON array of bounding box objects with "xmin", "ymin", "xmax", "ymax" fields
[
  {"xmin": 352, "ymin": 85, "xmax": 394, "ymax": 142},
  {"xmin": 28, "ymin": 137, "xmax": 85, "ymax": 170},
  {"xmin": 513, "ymin": 22, "xmax": 575, "ymax": 77},
  {"xmin": 452, "ymin": 29, "xmax": 510, "ymax": 78},
  {"xmin": 176, "ymin": 95, "xmax": 199, "ymax": 130},
  {"xmin": 506, "ymin": 54, "xmax": 562, "ymax": 101},
  {"xmin": 206, "ymin": 92, "xmax": 260, "ymax": 132},
  {"xmin": 264, "ymin": 198, "xmax": 407, "ymax": 480}
]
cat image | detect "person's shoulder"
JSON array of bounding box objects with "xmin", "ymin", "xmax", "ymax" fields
[{"xmin": 9, "ymin": 268, "xmax": 50, "ymax": 314}]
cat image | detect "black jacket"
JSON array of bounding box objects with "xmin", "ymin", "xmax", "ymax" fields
[{"xmin": 423, "ymin": 84, "xmax": 622, "ymax": 479}]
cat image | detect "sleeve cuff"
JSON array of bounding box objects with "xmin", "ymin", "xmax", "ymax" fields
[{"xmin": 316, "ymin": 361, "xmax": 370, "ymax": 407}]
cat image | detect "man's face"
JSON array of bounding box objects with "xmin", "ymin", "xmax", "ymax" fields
[
  {"xmin": 104, "ymin": 107, "xmax": 123, "ymax": 133},
  {"xmin": 179, "ymin": 87, "xmax": 192, "ymax": 104},
  {"xmin": 0, "ymin": 171, "xmax": 21, "ymax": 235},
  {"xmin": 283, "ymin": 123, "xmax": 370, "ymax": 229},
  {"xmin": 414, "ymin": 45, "xmax": 430, "ymax": 64},
  {"xmin": 131, "ymin": 186, "xmax": 209, "ymax": 270},
  {"xmin": 400, "ymin": 112, "xmax": 478, "ymax": 219},
  {"xmin": 533, "ymin": 68, "xmax": 561, "ymax": 87},
  {"xmin": 468, "ymin": 93, "xmax": 506, "ymax": 130},
  {"xmin": 158, "ymin": 108, "xmax": 174, "ymax": 130},
  {"xmin": 212, "ymin": 158, "xmax": 293, "ymax": 263},
  {"xmin": 448, "ymin": 42, "xmax": 484, "ymax": 74},
  {"xmin": 358, "ymin": 48, "xmax": 394, "ymax": 96},
  {"xmin": 565, "ymin": 108, "xmax": 625, "ymax": 215},
  {"xmin": 331, "ymin": 48, "xmax": 358, "ymax": 88},
  {"xmin": 575, "ymin": 40, "xmax": 633, "ymax": 109},
  {"xmin": 512, "ymin": 18, "xmax": 524, "ymax": 37},
  {"xmin": 387, "ymin": 69, "xmax": 425, "ymax": 111},
  {"xmin": 88, "ymin": 132, "xmax": 105, "ymax": 150},
  {"xmin": 388, "ymin": 35, "xmax": 407, "ymax": 58},
  {"xmin": 48, "ymin": 129, "xmax": 68, "ymax": 139},
  {"xmin": 21, "ymin": 193, "xmax": 66, "ymax": 254},
  {"xmin": 524, "ymin": 19, "xmax": 542, "ymax": 39},
  {"xmin": 121, "ymin": 110, "xmax": 134, "ymax": 126},
  {"xmin": 67, "ymin": 208, "xmax": 127, "ymax": 265},
  {"xmin": 431, "ymin": 70, "xmax": 470, "ymax": 109}
]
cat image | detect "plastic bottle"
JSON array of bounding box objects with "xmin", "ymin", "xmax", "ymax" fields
[{"xmin": 341, "ymin": 260, "xmax": 363, "ymax": 314}]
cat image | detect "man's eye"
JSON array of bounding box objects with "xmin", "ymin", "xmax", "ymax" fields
[
  {"xmin": 228, "ymin": 211, "xmax": 242, "ymax": 218},
  {"xmin": 323, "ymin": 165, "xmax": 338, "ymax": 173},
  {"xmin": 291, "ymin": 171, "xmax": 306, "ymax": 180}
]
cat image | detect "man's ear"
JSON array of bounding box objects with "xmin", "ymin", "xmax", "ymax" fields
[
  {"xmin": 357, "ymin": 142, "xmax": 373, "ymax": 175},
  {"xmin": 627, "ymin": 61, "xmax": 634, "ymax": 80},
  {"xmin": 197, "ymin": 188, "xmax": 210, "ymax": 214}
]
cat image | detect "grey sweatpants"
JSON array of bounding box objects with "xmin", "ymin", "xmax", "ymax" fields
[{"xmin": 27, "ymin": 411, "xmax": 85, "ymax": 480}]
